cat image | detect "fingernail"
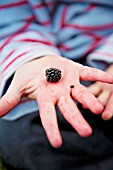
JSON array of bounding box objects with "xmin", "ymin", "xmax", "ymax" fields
[
  {"xmin": 51, "ymin": 137, "xmax": 62, "ymax": 148},
  {"xmin": 102, "ymin": 112, "xmax": 112, "ymax": 120},
  {"xmin": 78, "ymin": 123, "xmax": 92, "ymax": 137}
]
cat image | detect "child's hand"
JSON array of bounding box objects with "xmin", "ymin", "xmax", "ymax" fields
[
  {"xmin": 86, "ymin": 64, "xmax": 113, "ymax": 121},
  {"xmin": 0, "ymin": 55, "xmax": 113, "ymax": 148}
]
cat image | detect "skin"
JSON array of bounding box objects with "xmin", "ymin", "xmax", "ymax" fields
[
  {"xmin": 0, "ymin": 55, "xmax": 113, "ymax": 148},
  {"xmin": 86, "ymin": 64, "xmax": 113, "ymax": 121}
]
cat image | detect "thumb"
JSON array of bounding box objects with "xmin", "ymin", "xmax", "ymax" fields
[{"xmin": 0, "ymin": 82, "xmax": 22, "ymax": 118}]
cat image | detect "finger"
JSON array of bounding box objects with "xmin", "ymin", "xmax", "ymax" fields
[
  {"xmin": 102, "ymin": 93, "xmax": 113, "ymax": 120},
  {"xmin": 82, "ymin": 83, "xmax": 101, "ymax": 109},
  {"xmin": 97, "ymin": 90, "xmax": 110, "ymax": 106},
  {"xmin": 37, "ymin": 100, "xmax": 62, "ymax": 148},
  {"xmin": 0, "ymin": 82, "xmax": 21, "ymax": 117},
  {"xmin": 80, "ymin": 66, "xmax": 113, "ymax": 83},
  {"xmin": 87, "ymin": 83, "xmax": 101, "ymax": 96},
  {"xmin": 58, "ymin": 95, "xmax": 92, "ymax": 137},
  {"xmin": 72, "ymin": 84, "xmax": 103, "ymax": 114}
]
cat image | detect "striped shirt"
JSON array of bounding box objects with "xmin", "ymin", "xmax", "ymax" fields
[{"xmin": 0, "ymin": 0, "xmax": 113, "ymax": 120}]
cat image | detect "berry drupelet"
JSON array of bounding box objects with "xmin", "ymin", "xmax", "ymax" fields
[{"xmin": 45, "ymin": 68, "xmax": 62, "ymax": 82}]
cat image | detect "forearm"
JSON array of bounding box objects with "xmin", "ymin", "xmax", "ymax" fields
[
  {"xmin": 87, "ymin": 34, "xmax": 113, "ymax": 69},
  {"xmin": 0, "ymin": 29, "xmax": 61, "ymax": 97}
]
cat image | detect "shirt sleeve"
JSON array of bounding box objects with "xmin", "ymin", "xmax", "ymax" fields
[
  {"xmin": 0, "ymin": 0, "xmax": 60, "ymax": 96},
  {"xmin": 87, "ymin": 34, "xmax": 113, "ymax": 70}
]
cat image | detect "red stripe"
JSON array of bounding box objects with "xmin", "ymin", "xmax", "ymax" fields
[
  {"xmin": 65, "ymin": 23, "xmax": 113, "ymax": 31},
  {"xmin": 0, "ymin": 41, "xmax": 58, "ymax": 82},
  {"xmin": 1, "ymin": 52, "xmax": 28, "ymax": 73},
  {"xmin": 58, "ymin": 44, "xmax": 71, "ymax": 51},
  {"xmin": 85, "ymin": 32, "xmax": 103, "ymax": 41},
  {"xmin": 0, "ymin": 49, "xmax": 15, "ymax": 66},
  {"xmin": 0, "ymin": 0, "xmax": 27, "ymax": 9},
  {"xmin": 0, "ymin": 52, "xmax": 36, "ymax": 82},
  {"xmin": 81, "ymin": 39, "xmax": 102, "ymax": 58},
  {"xmin": 94, "ymin": 52, "xmax": 113, "ymax": 58},
  {"xmin": 61, "ymin": 4, "xmax": 96, "ymax": 29},
  {"xmin": 33, "ymin": 2, "xmax": 54, "ymax": 9},
  {"xmin": 40, "ymin": 20, "xmax": 51, "ymax": 26},
  {"xmin": 17, "ymin": 15, "xmax": 35, "ymax": 32},
  {"xmin": 85, "ymin": 4, "xmax": 96, "ymax": 12},
  {"xmin": 0, "ymin": 16, "xmax": 35, "ymax": 40},
  {"xmin": 19, "ymin": 38, "xmax": 54, "ymax": 46},
  {"xmin": 0, "ymin": 17, "xmax": 34, "ymax": 52},
  {"xmin": 61, "ymin": 6, "xmax": 69, "ymax": 28},
  {"xmin": 0, "ymin": 34, "xmax": 18, "ymax": 52},
  {"xmin": 18, "ymin": 21, "xmax": 32, "ymax": 32},
  {"xmin": 24, "ymin": 15, "xmax": 36, "ymax": 22}
]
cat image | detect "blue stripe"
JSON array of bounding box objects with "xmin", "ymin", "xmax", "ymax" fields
[{"xmin": 0, "ymin": 5, "xmax": 32, "ymax": 26}]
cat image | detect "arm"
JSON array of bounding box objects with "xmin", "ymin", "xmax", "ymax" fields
[
  {"xmin": 0, "ymin": 0, "xmax": 60, "ymax": 96},
  {"xmin": 1, "ymin": 1, "xmax": 113, "ymax": 148},
  {"xmin": 87, "ymin": 34, "xmax": 113, "ymax": 69}
]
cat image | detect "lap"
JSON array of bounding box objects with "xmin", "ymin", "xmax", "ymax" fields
[{"xmin": 0, "ymin": 106, "xmax": 113, "ymax": 170}]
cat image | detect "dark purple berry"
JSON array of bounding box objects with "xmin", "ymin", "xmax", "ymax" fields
[
  {"xmin": 45, "ymin": 68, "xmax": 62, "ymax": 82},
  {"xmin": 70, "ymin": 85, "xmax": 74, "ymax": 88}
]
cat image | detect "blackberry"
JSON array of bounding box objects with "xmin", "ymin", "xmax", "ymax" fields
[{"xmin": 45, "ymin": 68, "xmax": 62, "ymax": 82}]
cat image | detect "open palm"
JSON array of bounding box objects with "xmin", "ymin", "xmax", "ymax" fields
[{"xmin": 0, "ymin": 55, "xmax": 113, "ymax": 148}]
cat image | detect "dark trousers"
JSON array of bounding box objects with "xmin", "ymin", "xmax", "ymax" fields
[{"xmin": 0, "ymin": 106, "xmax": 113, "ymax": 170}]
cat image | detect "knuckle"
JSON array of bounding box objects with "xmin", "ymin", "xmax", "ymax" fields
[
  {"xmin": 76, "ymin": 86, "xmax": 87, "ymax": 98},
  {"xmin": 80, "ymin": 87, "xmax": 87, "ymax": 94},
  {"xmin": 4, "ymin": 96, "xmax": 17, "ymax": 108},
  {"xmin": 4, "ymin": 97, "xmax": 12, "ymax": 106}
]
